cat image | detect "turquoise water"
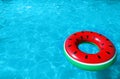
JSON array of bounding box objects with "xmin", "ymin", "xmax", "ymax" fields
[
  {"xmin": 0, "ymin": 0, "xmax": 120, "ymax": 79},
  {"xmin": 79, "ymin": 43, "xmax": 99, "ymax": 54}
]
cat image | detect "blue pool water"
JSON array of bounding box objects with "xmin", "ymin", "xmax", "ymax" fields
[{"xmin": 0, "ymin": 0, "xmax": 120, "ymax": 79}]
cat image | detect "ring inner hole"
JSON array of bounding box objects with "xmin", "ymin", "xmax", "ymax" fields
[{"xmin": 78, "ymin": 42, "xmax": 99, "ymax": 54}]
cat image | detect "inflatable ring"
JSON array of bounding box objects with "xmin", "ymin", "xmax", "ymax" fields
[{"xmin": 64, "ymin": 31, "xmax": 116, "ymax": 71}]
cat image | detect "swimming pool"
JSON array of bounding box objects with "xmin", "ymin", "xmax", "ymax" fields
[{"xmin": 0, "ymin": 0, "xmax": 120, "ymax": 79}]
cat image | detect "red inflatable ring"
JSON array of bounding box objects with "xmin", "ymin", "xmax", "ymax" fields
[{"xmin": 64, "ymin": 31, "xmax": 116, "ymax": 71}]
